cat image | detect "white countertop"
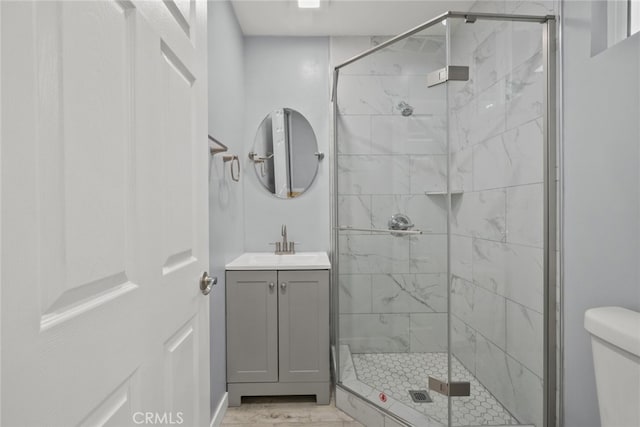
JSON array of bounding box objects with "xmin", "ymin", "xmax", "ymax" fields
[{"xmin": 225, "ymin": 252, "xmax": 331, "ymax": 270}]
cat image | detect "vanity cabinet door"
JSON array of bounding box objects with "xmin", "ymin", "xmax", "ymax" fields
[
  {"xmin": 278, "ymin": 270, "xmax": 330, "ymax": 383},
  {"xmin": 226, "ymin": 270, "xmax": 278, "ymax": 383}
]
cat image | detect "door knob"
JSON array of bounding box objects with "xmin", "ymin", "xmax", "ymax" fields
[
  {"xmin": 269, "ymin": 282, "xmax": 275, "ymax": 290},
  {"xmin": 280, "ymin": 282, "xmax": 287, "ymax": 290},
  {"xmin": 200, "ymin": 272, "xmax": 217, "ymax": 296}
]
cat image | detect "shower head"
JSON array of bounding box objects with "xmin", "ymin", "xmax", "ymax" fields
[{"xmin": 397, "ymin": 101, "xmax": 414, "ymax": 117}]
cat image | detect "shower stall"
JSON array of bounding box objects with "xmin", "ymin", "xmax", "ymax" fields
[{"xmin": 331, "ymin": 11, "xmax": 557, "ymax": 427}]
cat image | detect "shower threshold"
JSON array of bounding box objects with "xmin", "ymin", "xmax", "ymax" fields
[{"xmin": 338, "ymin": 345, "xmax": 523, "ymax": 426}]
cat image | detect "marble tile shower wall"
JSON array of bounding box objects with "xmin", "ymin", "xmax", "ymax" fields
[
  {"xmin": 331, "ymin": 36, "xmax": 450, "ymax": 355},
  {"xmin": 447, "ymin": 2, "xmax": 554, "ymax": 425}
]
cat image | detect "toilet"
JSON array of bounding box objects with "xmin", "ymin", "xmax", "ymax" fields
[{"xmin": 585, "ymin": 306, "xmax": 640, "ymax": 427}]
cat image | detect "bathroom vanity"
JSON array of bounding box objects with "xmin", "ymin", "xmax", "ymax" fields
[{"xmin": 225, "ymin": 252, "xmax": 330, "ymax": 406}]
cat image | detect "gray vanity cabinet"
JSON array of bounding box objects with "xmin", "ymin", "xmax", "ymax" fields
[
  {"xmin": 226, "ymin": 269, "xmax": 330, "ymax": 406},
  {"xmin": 226, "ymin": 270, "xmax": 278, "ymax": 384}
]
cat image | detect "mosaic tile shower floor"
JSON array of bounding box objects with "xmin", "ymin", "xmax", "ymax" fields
[{"xmin": 349, "ymin": 351, "xmax": 519, "ymax": 426}]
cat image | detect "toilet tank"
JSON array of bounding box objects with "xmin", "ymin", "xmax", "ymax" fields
[{"xmin": 585, "ymin": 307, "xmax": 640, "ymax": 427}]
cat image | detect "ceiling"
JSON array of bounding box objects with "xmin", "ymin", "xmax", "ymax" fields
[{"xmin": 229, "ymin": 0, "xmax": 475, "ymax": 36}]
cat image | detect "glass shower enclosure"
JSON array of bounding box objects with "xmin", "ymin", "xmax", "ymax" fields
[{"xmin": 332, "ymin": 11, "xmax": 556, "ymax": 427}]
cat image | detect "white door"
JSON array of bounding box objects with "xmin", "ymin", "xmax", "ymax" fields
[{"xmin": 0, "ymin": 1, "xmax": 210, "ymax": 426}]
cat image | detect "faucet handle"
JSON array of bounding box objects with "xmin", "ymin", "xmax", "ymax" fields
[{"xmin": 281, "ymin": 224, "xmax": 287, "ymax": 237}]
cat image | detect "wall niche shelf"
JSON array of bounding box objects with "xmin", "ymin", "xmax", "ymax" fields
[{"xmin": 425, "ymin": 190, "xmax": 464, "ymax": 196}]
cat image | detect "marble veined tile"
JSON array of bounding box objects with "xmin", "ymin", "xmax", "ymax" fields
[
  {"xmin": 371, "ymin": 35, "xmax": 446, "ymax": 76},
  {"xmin": 472, "ymin": 238, "xmax": 544, "ymax": 313},
  {"xmin": 506, "ymin": 356, "xmax": 544, "ymax": 427},
  {"xmin": 450, "ymin": 146, "xmax": 473, "ymax": 193},
  {"xmin": 339, "ymin": 313, "xmax": 410, "ymax": 353},
  {"xmin": 338, "ymin": 195, "xmax": 372, "ymax": 233},
  {"xmin": 451, "ymin": 315, "xmax": 477, "ymax": 375},
  {"xmin": 371, "ymin": 194, "xmax": 446, "ymax": 235},
  {"xmin": 470, "ymin": 79, "xmax": 508, "ymax": 145},
  {"xmin": 506, "ymin": 0, "xmax": 556, "ymax": 16},
  {"xmin": 408, "ymin": 76, "xmax": 447, "ymax": 116},
  {"xmin": 474, "ymin": 333, "xmax": 544, "ymax": 427},
  {"xmin": 409, "ymin": 155, "xmax": 447, "ymax": 194},
  {"xmin": 338, "ymin": 155, "xmax": 411, "ymax": 195},
  {"xmin": 409, "ymin": 313, "xmax": 447, "ymax": 352},
  {"xmin": 450, "ymin": 277, "xmax": 475, "ymax": 323},
  {"xmin": 371, "ymin": 273, "xmax": 446, "ymax": 313},
  {"xmin": 335, "ymin": 36, "xmax": 445, "ymax": 77},
  {"xmin": 472, "ymin": 119, "xmax": 543, "ymax": 191},
  {"xmin": 506, "ymin": 300, "xmax": 544, "ymax": 377},
  {"xmin": 510, "ymin": 21, "xmax": 543, "ymax": 73},
  {"xmin": 371, "ymin": 116, "xmax": 446, "ymax": 156},
  {"xmin": 337, "ymin": 75, "xmax": 409, "ymax": 115},
  {"xmin": 409, "ymin": 234, "xmax": 447, "ymax": 274},
  {"xmin": 474, "ymin": 334, "xmax": 515, "ymax": 416},
  {"xmin": 451, "ymin": 234, "xmax": 473, "ymax": 282},
  {"xmin": 451, "ymin": 189, "xmax": 507, "ymax": 242},
  {"xmin": 506, "ymin": 183, "xmax": 543, "ymax": 248},
  {"xmin": 451, "ymin": 277, "xmax": 507, "ymax": 350},
  {"xmin": 337, "ymin": 115, "xmax": 371, "ymax": 154},
  {"xmin": 472, "ymin": 21, "xmax": 511, "ymax": 93},
  {"xmin": 451, "ymin": 80, "xmax": 507, "ymax": 149},
  {"xmin": 506, "ymin": 52, "xmax": 544, "ymax": 131},
  {"xmin": 339, "ymin": 274, "xmax": 372, "ymax": 314},
  {"xmin": 338, "ymin": 234, "xmax": 410, "ymax": 274}
]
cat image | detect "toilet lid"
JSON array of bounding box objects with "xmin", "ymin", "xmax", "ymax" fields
[{"xmin": 585, "ymin": 306, "xmax": 640, "ymax": 357}]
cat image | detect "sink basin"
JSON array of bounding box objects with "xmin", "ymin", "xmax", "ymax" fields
[{"xmin": 225, "ymin": 252, "xmax": 331, "ymax": 270}]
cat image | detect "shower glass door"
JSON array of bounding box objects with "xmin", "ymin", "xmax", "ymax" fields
[
  {"xmin": 334, "ymin": 23, "xmax": 452, "ymax": 426},
  {"xmin": 334, "ymin": 12, "xmax": 554, "ymax": 427},
  {"xmin": 446, "ymin": 16, "xmax": 548, "ymax": 427}
]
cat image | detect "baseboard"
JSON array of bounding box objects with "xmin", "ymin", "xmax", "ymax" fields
[{"xmin": 209, "ymin": 392, "xmax": 228, "ymax": 427}]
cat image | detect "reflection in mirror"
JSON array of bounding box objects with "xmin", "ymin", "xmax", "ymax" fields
[{"xmin": 249, "ymin": 108, "xmax": 321, "ymax": 199}]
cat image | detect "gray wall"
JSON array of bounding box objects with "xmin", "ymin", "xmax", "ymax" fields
[
  {"xmin": 243, "ymin": 37, "xmax": 330, "ymax": 253},
  {"xmin": 207, "ymin": 0, "xmax": 245, "ymax": 417},
  {"xmin": 207, "ymin": 28, "xmax": 331, "ymax": 416},
  {"xmin": 562, "ymin": 2, "xmax": 640, "ymax": 426}
]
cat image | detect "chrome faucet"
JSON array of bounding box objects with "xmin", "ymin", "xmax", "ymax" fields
[{"xmin": 274, "ymin": 224, "xmax": 295, "ymax": 254}]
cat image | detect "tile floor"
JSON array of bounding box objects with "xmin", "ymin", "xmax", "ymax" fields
[
  {"xmin": 350, "ymin": 352, "xmax": 517, "ymax": 426},
  {"xmin": 221, "ymin": 395, "xmax": 365, "ymax": 427}
]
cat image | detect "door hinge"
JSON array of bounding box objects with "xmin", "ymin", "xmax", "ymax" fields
[
  {"xmin": 428, "ymin": 376, "xmax": 471, "ymax": 397},
  {"xmin": 426, "ymin": 66, "xmax": 470, "ymax": 87}
]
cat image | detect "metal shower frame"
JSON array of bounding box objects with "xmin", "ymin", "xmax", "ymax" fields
[{"xmin": 329, "ymin": 10, "xmax": 558, "ymax": 427}]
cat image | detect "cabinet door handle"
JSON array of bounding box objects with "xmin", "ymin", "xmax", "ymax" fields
[
  {"xmin": 269, "ymin": 282, "xmax": 275, "ymax": 290},
  {"xmin": 280, "ymin": 282, "xmax": 287, "ymax": 290}
]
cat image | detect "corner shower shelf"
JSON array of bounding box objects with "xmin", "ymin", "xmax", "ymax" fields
[{"xmin": 425, "ymin": 190, "xmax": 464, "ymax": 196}]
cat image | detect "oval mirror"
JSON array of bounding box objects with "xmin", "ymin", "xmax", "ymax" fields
[{"xmin": 249, "ymin": 108, "xmax": 321, "ymax": 199}]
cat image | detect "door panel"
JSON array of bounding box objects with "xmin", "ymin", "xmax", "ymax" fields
[
  {"xmin": 160, "ymin": 39, "xmax": 195, "ymax": 277},
  {"xmin": 163, "ymin": 0, "xmax": 192, "ymax": 37},
  {"xmin": 78, "ymin": 373, "xmax": 140, "ymax": 427},
  {"xmin": 36, "ymin": 0, "xmax": 137, "ymax": 331},
  {"xmin": 226, "ymin": 271, "xmax": 278, "ymax": 383},
  {"xmin": 278, "ymin": 270, "xmax": 330, "ymax": 383},
  {"xmin": 164, "ymin": 318, "xmax": 199, "ymax": 427},
  {"xmin": 1, "ymin": 1, "xmax": 209, "ymax": 426}
]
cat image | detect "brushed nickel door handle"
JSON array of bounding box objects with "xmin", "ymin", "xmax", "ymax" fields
[{"xmin": 200, "ymin": 272, "xmax": 217, "ymax": 296}]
